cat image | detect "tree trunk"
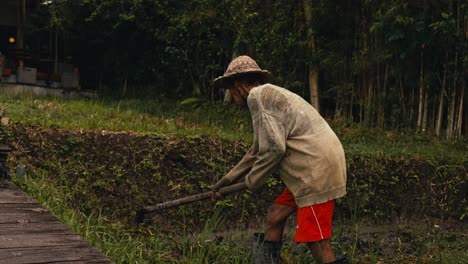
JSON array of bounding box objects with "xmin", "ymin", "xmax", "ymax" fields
[
  {"xmin": 349, "ymin": 79, "xmax": 354, "ymax": 122},
  {"xmin": 308, "ymin": 65, "xmax": 320, "ymax": 111},
  {"xmin": 463, "ymin": 80, "xmax": 467, "ymax": 137},
  {"xmin": 334, "ymin": 75, "xmax": 345, "ymax": 120},
  {"xmin": 378, "ymin": 63, "xmax": 388, "ymax": 128},
  {"xmin": 435, "ymin": 67, "xmax": 446, "ymax": 137},
  {"xmin": 446, "ymin": 84, "xmax": 456, "ymax": 139},
  {"xmin": 121, "ymin": 77, "xmax": 128, "ymax": 98},
  {"xmin": 456, "ymin": 83, "xmax": 464, "ymax": 138},
  {"xmin": 365, "ymin": 76, "xmax": 373, "ymax": 126},
  {"xmin": 303, "ymin": 0, "xmax": 320, "ymax": 111},
  {"xmin": 360, "ymin": 75, "xmax": 365, "ymax": 123},
  {"xmin": 399, "ymin": 74, "xmax": 406, "ymax": 124},
  {"xmin": 422, "ymin": 91, "xmax": 429, "ymax": 133},
  {"xmin": 446, "ymin": 53, "xmax": 458, "ymax": 139},
  {"xmin": 54, "ymin": 25, "xmax": 59, "ymax": 74},
  {"xmin": 334, "ymin": 82, "xmax": 342, "ymax": 119},
  {"xmin": 417, "ymin": 52, "xmax": 425, "ymax": 132},
  {"xmin": 455, "ymin": 0, "xmax": 465, "ymax": 138},
  {"xmin": 410, "ymin": 83, "xmax": 415, "ymax": 126}
]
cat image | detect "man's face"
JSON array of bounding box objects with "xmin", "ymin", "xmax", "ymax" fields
[
  {"xmin": 228, "ymin": 86, "xmax": 245, "ymax": 106},
  {"xmin": 227, "ymin": 79, "xmax": 252, "ymax": 107}
]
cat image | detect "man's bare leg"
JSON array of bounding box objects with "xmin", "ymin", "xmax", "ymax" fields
[
  {"xmin": 308, "ymin": 239, "xmax": 336, "ymax": 263},
  {"xmin": 264, "ymin": 203, "xmax": 296, "ymax": 241}
]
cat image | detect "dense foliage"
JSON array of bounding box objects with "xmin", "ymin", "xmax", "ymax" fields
[{"xmin": 28, "ymin": 0, "xmax": 466, "ymax": 137}]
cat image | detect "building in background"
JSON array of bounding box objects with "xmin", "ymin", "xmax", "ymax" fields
[{"xmin": 0, "ymin": 0, "xmax": 79, "ymax": 89}]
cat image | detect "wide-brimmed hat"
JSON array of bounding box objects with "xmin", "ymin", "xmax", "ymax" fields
[{"xmin": 213, "ymin": 55, "xmax": 273, "ymax": 88}]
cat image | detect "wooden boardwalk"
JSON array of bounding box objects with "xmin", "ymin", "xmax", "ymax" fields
[{"xmin": 0, "ymin": 180, "xmax": 113, "ymax": 264}]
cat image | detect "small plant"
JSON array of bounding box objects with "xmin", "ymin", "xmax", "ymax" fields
[{"xmin": 2, "ymin": 94, "xmax": 466, "ymax": 263}]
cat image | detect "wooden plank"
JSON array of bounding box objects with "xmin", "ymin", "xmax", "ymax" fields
[
  {"xmin": 0, "ymin": 203, "xmax": 58, "ymax": 224},
  {"xmin": 0, "ymin": 181, "xmax": 36, "ymax": 204},
  {"xmin": 0, "ymin": 232, "xmax": 90, "ymax": 249},
  {"xmin": 0, "ymin": 180, "xmax": 113, "ymax": 263},
  {"xmin": 0, "ymin": 245, "xmax": 111, "ymax": 263},
  {"xmin": 0, "ymin": 222, "xmax": 72, "ymax": 235},
  {"xmin": 0, "ymin": 203, "xmax": 47, "ymax": 210},
  {"xmin": 0, "ymin": 187, "xmax": 36, "ymax": 204}
]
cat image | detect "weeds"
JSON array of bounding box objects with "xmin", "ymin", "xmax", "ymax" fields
[
  {"xmin": 9, "ymin": 166, "xmax": 468, "ymax": 263},
  {"xmin": 0, "ymin": 94, "xmax": 252, "ymax": 141},
  {"xmin": 12, "ymin": 170, "xmax": 173, "ymax": 263},
  {"xmin": 1, "ymin": 94, "xmax": 466, "ymax": 162},
  {"xmin": 2, "ymin": 94, "xmax": 466, "ymax": 263}
]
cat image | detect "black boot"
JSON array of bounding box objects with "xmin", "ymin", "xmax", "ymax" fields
[
  {"xmin": 251, "ymin": 233, "xmax": 282, "ymax": 264},
  {"xmin": 325, "ymin": 255, "xmax": 349, "ymax": 264}
]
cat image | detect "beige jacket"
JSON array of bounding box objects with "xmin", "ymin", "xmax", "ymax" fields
[{"xmin": 217, "ymin": 84, "xmax": 346, "ymax": 207}]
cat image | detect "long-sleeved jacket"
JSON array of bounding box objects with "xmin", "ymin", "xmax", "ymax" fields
[{"xmin": 217, "ymin": 84, "xmax": 346, "ymax": 207}]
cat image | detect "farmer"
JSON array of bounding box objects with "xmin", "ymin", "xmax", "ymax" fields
[{"xmin": 212, "ymin": 55, "xmax": 347, "ymax": 264}]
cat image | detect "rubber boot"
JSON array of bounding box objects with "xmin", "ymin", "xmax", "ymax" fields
[
  {"xmin": 251, "ymin": 233, "xmax": 282, "ymax": 264},
  {"xmin": 325, "ymin": 255, "xmax": 349, "ymax": 264}
]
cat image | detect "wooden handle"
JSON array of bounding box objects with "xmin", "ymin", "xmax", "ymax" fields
[{"xmin": 141, "ymin": 182, "xmax": 247, "ymax": 214}]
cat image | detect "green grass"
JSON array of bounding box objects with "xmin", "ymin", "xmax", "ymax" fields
[
  {"xmin": 1, "ymin": 94, "xmax": 465, "ymax": 163},
  {"xmin": 13, "ymin": 170, "xmax": 467, "ymax": 263},
  {"xmin": 13, "ymin": 171, "xmax": 172, "ymax": 263},
  {"xmin": 2, "ymin": 94, "xmax": 467, "ymax": 263},
  {"xmin": 13, "ymin": 170, "xmax": 257, "ymax": 263},
  {"xmin": 0, "ymin": 94, "xmax": 253, "ymax": 141}
]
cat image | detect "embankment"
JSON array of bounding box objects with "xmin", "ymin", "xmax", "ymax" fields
[{"xmin": 3, "ymin": 125, "xmax": 467, "ymax": 230}]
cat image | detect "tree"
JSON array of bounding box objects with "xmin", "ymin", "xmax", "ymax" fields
[
  {"xmin": 303, "ymin": 0, "xmax": 320, "ymax": 111},
  {"xmin": 25, "ymin": 0, "xmax": 465, "ymax": 138}
]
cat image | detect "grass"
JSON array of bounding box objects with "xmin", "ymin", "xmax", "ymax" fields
[
  {"xmin": 2, "ymin": 94, "xmax": 467, "ymax": 263},
  {"xmin": 13, "ymin": 170, "xmax": 172, "ymax": 263},
  {"xmin": 1, "ymin": 94, "xmax": 465, "ymax": 163},
  {"xmin": 0, "ymin": 94, "xmax": 252, "ymax": 141},
  {"xmin": 10, "ymin": 166, "xmax": 468, "ymax": 263},
  {"xmin": 14, "ymin": 169, "xmax": 297, "ymax": 263},
  {"xmin": 13, "ymin": 169, "xmax": 258, "ymax": 263}
]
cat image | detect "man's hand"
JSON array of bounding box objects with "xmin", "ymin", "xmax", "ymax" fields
[
  {"xmin": 211, "ymin": 178, "xmax": 230, "ymax": 200},
  {"xmin": 211, "ymin": 191, "xmax": 223, "ymax": 200}
]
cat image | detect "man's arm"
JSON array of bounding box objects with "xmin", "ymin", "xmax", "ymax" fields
[
  {"xmin": 213, "ymin": 87, "xmax": 287, "ymax": 192},
  {"xmin": 212, "ymin": 146, "xmax": 257, "ymax": 191},
  {"xmin": 244, "ymin": 111, "xmax": 286, "ymax": 190}
]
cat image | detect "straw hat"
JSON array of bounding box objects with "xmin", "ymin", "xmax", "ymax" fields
[{"xmin": 214, "ymin": 55, "xmax": 273, "ymax": 88}]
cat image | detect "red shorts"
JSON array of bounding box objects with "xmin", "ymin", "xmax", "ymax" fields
[{"xmin": 274, "ymin": 188, "xmax": 335, "ymax": 243}]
